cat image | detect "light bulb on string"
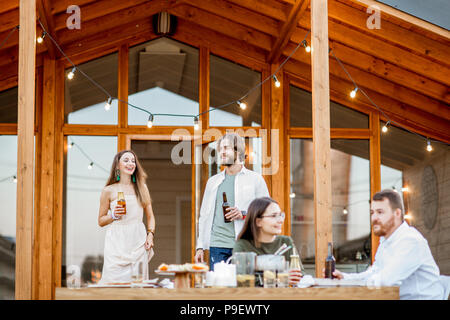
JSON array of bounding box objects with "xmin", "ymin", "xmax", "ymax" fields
[
  {"xmin": 237, "ymin": 100, "xmax": 247, "ymax": 110},
  {"xmin": 36, "ymin": 31, "xmax": 46, "ymax": 44},
  {"xmin": 67, "ymin": 67, "xmax": 76, "ymax": 80},
  {"xmin": 426, "ymin": 139, "xmax": 433, "ymax": 152},
  {"xmin": 147, "ymin": 114, "xmax": 154, "ymax": 128},
  {"xmin": 382, "ymin": 121, "xmax": 390, "ymax": 133},
  {"xmin": 302, "ymin": 40, "xmax": 311, "ymax": 53},
  {"xmin": 194, "ymin": 116, "xmax": 199, "ymax": 130},
  {"xmin": 13, "ymin": 176, "xmax": 17, "ymax": 183},
  {"xmin": 104, "ymin": 97, "xmax": 112, "ymax": 111},
  {"xmin": 88, "ymin": 162, "xmax": 93, "ymax": 170},
  {"xmin": 401, "ymin": 186, "xmax": 409, "ymax": 193},
  {"xmin": 289, "ymin": 193, "xmax": 296, "ymax": 199},
  {"xmin": 273, "ymin": 75, "xmax": 281, "ymax": 88},
  {"xmin": 350, "ymin": 87, "xmax": 358, "ymax": 98},
  {"xmin": 343, "ymin": 207, "xmax": 348, "ymax": 215},
  {"xmin": 68, "ymin": 142, "xmax": 74, "ymax": 149}
]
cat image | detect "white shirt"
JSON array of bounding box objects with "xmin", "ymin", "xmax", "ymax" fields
[
  {"xmin": 196, "ymin": 166, "xmax": 269, "ymax": 250},
  {"xmin": 343, "ymin": 222, "xmax": 443, "ymax": 300}
]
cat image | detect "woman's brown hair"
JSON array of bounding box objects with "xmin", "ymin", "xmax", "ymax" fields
[
  {"xmin": 237, "ymin": 197, "xmax": 278, "ymax": 248},
  {"xmin": 105, "ymin": 150, "xmax": 151, "ymax": 208}
]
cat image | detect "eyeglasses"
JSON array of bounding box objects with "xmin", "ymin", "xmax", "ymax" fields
[{"xmin": 261, "ymin": 212, "xmax": 285, "ymax": 220}]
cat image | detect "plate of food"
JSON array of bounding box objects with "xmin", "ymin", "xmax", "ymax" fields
[{"xmin": 156, "ymin": 263, "xmax": 209, "ymax": 274}]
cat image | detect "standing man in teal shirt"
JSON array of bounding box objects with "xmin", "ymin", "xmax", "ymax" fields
[{"xmin": 195, "ymin": 133, "xmax": 270, "ymax": 270}]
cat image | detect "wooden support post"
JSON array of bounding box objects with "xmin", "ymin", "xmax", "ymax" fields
[
  {"xmin": 16, "ymin": 0, "xmax": 36, "ymax": 300},
  {"xmin": 311, "ymin": 0, "xmax": 333, "ymax": 278},
  {"xmin": 35, "ymin": 56, "xmax": 57, "ymax": 300},
  {"xmin": 199, "ymin": 46, "xmax": 210, "ymax": 130},
  {"xmin": 370, "ymin": 112, "xmax": 381, "ymax": 262},
  {"xmin": 269, "ymin": 64, "xmax": 285, "ymax": 218},
  {"xmin": 118, "ymin": 44, "xmax": 129, "ymax": 152}
]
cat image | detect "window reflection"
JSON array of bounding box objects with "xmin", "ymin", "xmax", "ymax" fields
[
  {"xmin": 128, "ymin": 38, "xmax": 199, "ymax": 126},
  {"xmin": 289, "ymin": 85, "xmax": 369, "ymax": 128},
  {"xmin": 63, "ymin": 136, "xmax": 117, "ymax": 287},
  {"xmin": 210, "ymin": 55, "xmax": 261, "ymax": 127},
  {"xmin": 0, "ymin": 135, "xmax": 17, "ymax": 299},
  {"xmin": 64, "ymin": 53, "xmax": 118, "ymax": 124},
  {"xmin": 0, "ymin": 87, "xmax": 18, "ymax": 123},
  {"xmin": 381, "ymin": 122, "xmax": 450, "ymax": 275},
  {"xmin": 290, "ymin": 139, "xmax": 371, "ymax": 275}
]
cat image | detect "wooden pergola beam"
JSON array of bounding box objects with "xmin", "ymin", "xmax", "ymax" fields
[
  {"xmin": 328, "ymin": 1, "xmax": 450, "ymax": 67},
  {"xmin": 267, "ymin": 0, "xmax": 309, "ymax": 64},
  {"xmin": 296, "ymin": 14, "xmax": 450, "ymax": 86},
  {"xmin": 16, "ymin": 0, "xmax": 36, "ymax": 300},
  {"xmin": 0, "ymin": 0, "xmax": 18, "ymax": 15},
  {"xmin": 226, "ymin": 0, "xmax": 289, "ymax": 21},
  {"xmin": 353, "ymin": 0, "xmax": 450, "ymax": 40},
  {"xmin": 52, "ymin": 0, "xmax": 149, "ymax": 32},
  {"xmin": 311, "ymin": 0, "xmax": 332, "ymax": 278},
  {"xmin": 36, "ymin": 0, "xmax": 57, "ymax": 58},
  {"xmin": 183, "ymin": 0, "xmax": 280, "ymax": 37}
]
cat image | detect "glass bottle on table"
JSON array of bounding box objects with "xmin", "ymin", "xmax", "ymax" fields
[
  {"xmin": 325, "ymin": 242, "xmax": 336, "ymax": 279},
  {"xmin": 117, "ymin": 191, "xmax": 127, "ymax": 215},
  {"xmin": 289, "ymin": 247, "xmax": 302, "ymax": 287}
]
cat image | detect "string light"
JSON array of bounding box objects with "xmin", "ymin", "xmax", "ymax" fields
[
  {"xmin": 36, "ymin": 31, "xmax": 46, "ymax": 44},
  {"xmin": 68, "ymin": 142, "xmax": 74, "ymax": 149},
  {"xmin": 67, "ymin": 67, "xmax": 76, "ymax": 80},
  {"xmin": 404, "ymin": 213, "xmax": 413, "ymax": 220},
  {"xmin": 147, "ymin": 114, "xmax": 154, "ymax": 128},
  {"xmin": 382, "ymin": 121, "xmax": 390, "ymax": 133},
  {"xmin": 194, "ymin": 116, "xmax": 199, "ymax": 130},
  {"xmin": 273, "ymin": 75, "xmax": 281, "ymax": 88},
  {"xmin": 237, "ymin": 100, "xmax": 247, "ymax": 110},
  {"xmin": 342, "ymin": 207, "xmax": 348, "ymax": 215},
  {"xmin": 401, "ymin": 186, "xmax": 409, "ymax": 192},
  {"xmin": 24, "ymin": 21, "xmax": 447, "ymax": 155},
  {"xmin": 13, "ymin": 176, "xmax": 17, "ymax": 183},
  {"xmin": 104, "ymin": 97, "xmax": 112, "ymax": 111},
  {"xmin": 426, "ymin": 139, "xmax": 433, "ymax": 152},
  {"xmin": 289, "ymin": 193, "xmax": 296, "ymax": 198},
  {"xmin": 88, "ymin": 162, "xmax": 93, "ymax": 170},
  {"xmin": 350, "ymin": 87, "xmax": 358, "ymax": 99},
  {"xmin": 302, "ymin": 40, "xmax": 311, "ymax": 53}
]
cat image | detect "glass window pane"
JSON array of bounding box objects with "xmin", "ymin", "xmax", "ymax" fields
[
  {"xmin": 131, "ymin": 140, "xmax": 192, "ymax": 278},
  {"xmin": 289, "ymin": 85, "xmax": 369, "ymax": 128},
  {"xmin": 381, "ymin": 122, "xmax": 450, "ymax": 275},
  {"xmin": 0, "ymin": 135, "xmax": 17, "ymax": 299},
  {"xmin": 210, "ymin": 55, "xmax": 262, "ymax": 127},
  {"xmin": 65, "ymin": 53, "xmax": 119, "ymax": 124},
  {"xmin": 0, "ymin": 87, "xmax": 18, "ymax": 123},
  {"xmin": 128, "ymin": 38, "xmax": 199, "ymax": 126},
  {"xmin": 63, "ymin": 136, "xmax": 117, "ymax": 287},
  {"xmin": 290, "ymin": 139, "xmax": 371, "ymax": 275}
]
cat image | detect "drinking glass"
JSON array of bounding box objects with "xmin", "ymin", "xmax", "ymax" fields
[
  {"xmin": 263, "ymin": 269, "xmax": 277, "ymax": 288},
  {"xmin": 277, "ymin": 261, "xmax": 290, "ymax": 288},
  {"xmin": 131, "ymin": 261, "xmax": 144, "ymax": 287}
]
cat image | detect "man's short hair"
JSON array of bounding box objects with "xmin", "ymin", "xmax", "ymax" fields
[
  {"xmin": 372, "ymin": 189, "xmax": 405, "ymax": 220},
  {"xmin": 217, "ymin": 132, "xmax": 246, "ymax": 162}
]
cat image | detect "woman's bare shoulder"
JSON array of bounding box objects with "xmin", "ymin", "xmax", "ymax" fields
[{"xmin": 102, "ymin": 184, "xmax": 116, "ymax": 198}]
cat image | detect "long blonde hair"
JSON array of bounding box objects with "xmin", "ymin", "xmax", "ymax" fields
[{"xmin": 105, "ymin": 149, "xmax": 151, "ymax": 207}]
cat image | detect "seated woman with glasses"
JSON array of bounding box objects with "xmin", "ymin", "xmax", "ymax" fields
[{"xmin": 233, "ymin": 197, "xmax": 303, "ymax": 285}]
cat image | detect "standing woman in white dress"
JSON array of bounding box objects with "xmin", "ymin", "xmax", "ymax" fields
[{"xmin": 97, "ymin": 150, "xmax": 155, "ymax": 284}]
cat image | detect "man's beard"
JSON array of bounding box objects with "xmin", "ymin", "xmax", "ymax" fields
[
  {"xmin": 221, "ymin": 154, "xmax": 237, "ymax": 166},
  {"xmin": 373, "ymin": 215, "xmax": 395, "ymax": 237}
]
